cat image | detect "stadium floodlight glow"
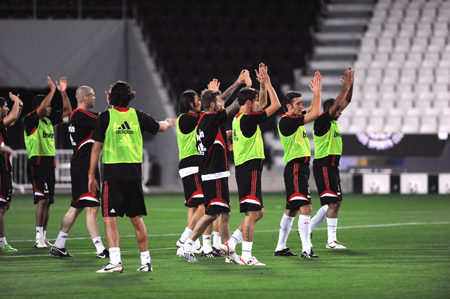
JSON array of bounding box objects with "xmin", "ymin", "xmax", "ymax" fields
[
  {"xmin": 356, "ymin": 132, "xmax": 404, "ymax": 150},
  {"xmin": 438, "ymin": 132, "xmax": 448, "ymax": 140}
]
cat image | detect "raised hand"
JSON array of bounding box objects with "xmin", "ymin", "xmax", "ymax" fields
[
  {"xmin": 47, "ymin": 76, "xmax": 56, "ymax": 91},
  {"xmin": 340, "ymin": 67, "xmax": 353, "ymax": 88},
  {"xmin": 9, "ymin": 92, "xmax": 20, "ymax": 102},
  {"xmin": 243, "ymin": 70, "xmax": 252, "ymax": 86},
  {"xmin": 309, "ymin": 71, "xmax": 322, "ymax": 94},
  {"xmin": 56, "ymin": 77, "xmax": 67, "ymax": 92},
  {"xmin": 255, "ymin": 63, "xmax": 270, "ymax": 86},
  {"xmin": 208, "ymin": 79, "xmax": 220, "ymax": 91},
  {"xmin": 237, "ymin": 70, "xmax": 248, "ymax": 85},
  {"xmin": 105, "ymin": 85, "xmax": 112, "ymax": 103}
]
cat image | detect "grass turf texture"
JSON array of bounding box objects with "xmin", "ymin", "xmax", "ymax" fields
[{"xmin": 1, "ymin": 194, "xmax": 449, "ymax": 298}]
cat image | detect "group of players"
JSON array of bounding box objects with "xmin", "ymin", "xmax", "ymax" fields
[
  {"xmin": 0, "ymin": 62, "xmax": 353, "ymax": 272},
  {"xmin": 175, "ymin": 64, "xmax": 354, "ymax": 266}
]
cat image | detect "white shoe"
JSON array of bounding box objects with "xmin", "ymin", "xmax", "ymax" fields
[
  {"xmin": 225, "ymin": 257, "xmax": 233, "ymax": 263},
  {"xmin": 326, "ymin": 240, "xmax": 346, "ymax": 249},
  {"xmin": 137, "ymin": 262, "xmax": 153, "ymax": 272},
  {"xmin": 191, "ymin": 246, "xmax": 202, "ymax": 254},
  {"xmin": 177, "ymin": 247, "xmax": 199, "ymax": 262},
  {"xmin": 238, "ymin": 256, "xmax": 266, "ymax": 266},
  {"xmin": 220, "ymin": 243, "xmax": 240, "ymax": 264},
  {"xmin": 44, "ymin": 239, "xmax": 53, "ymax": 247},
  {"xmin": 176, "ymin": 239, "xmax": 184, "ymax": 248},
  {"xmin": 35, "ymin": 237, "xmax": 47, "ymax": 248},
  {"xmin": 97, "ymin": 262, "xmax": 123, "ymax": 273}
]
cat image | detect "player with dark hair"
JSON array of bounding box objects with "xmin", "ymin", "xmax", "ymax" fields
[
  {"xmin": 24, "ymin": 77, "xmax": 72, "ymax": 248},
  {"xmin": 50, "ymin": 85, "xmax": 109, "ymax": 258},
  {"xmin": 0, "ymin": 93, "xmax": 23, "ymax": 252},
  {"xmin": 223, "ymin": 63, "xmax": 281, "ymax": 266},
  {"xmin": 273, "ymin": 72, "xmax": 322, "ymax": 258},
  {"xmin": 310, "ymin": 67, "xmax": 354, "ymax": 249},
  {"xmin": 89, "ymin": 80, "xmax": 176, "ymax": 273},
  {"xmin": 177, "ymin": 70, "xmax": 249, "ymax": 263}
]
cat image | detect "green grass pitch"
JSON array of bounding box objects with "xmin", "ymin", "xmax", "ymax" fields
[{"xmin": 1, "ymin": 193, "xmax": 449, "ymax": 298}]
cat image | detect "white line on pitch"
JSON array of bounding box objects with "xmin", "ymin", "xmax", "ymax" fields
[{"xmin": 8, "ymin": 221, "xmax": 450, "ymax": 243}]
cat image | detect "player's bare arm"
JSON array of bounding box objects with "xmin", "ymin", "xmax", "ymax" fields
[
  {"xmin": 36, "ymin": 76, "xmax": 56, "ymax": 118},
  {"xmin": 221, "ymin": 69, "xmax": 249, "ymax": 103},
  {"xmin": 3, "ymin": 92, "xmax": 23, "ymax": 127},
  {"xmin": 257, "ymin": 64, "xmax": 281, "ymax": 117},
  {"xmin": 329, "ymin": 67, "xmax": 352, "ymax": 116},
  {"xmin": 255, "ymin": 63, "xmax": 267, "ymax": 111},
  {"xmin": 304, "ymin": 71, "xmax": 322, "ymax": 124},
  {"xmin": 56, "ymin": 77, "xmax": 73, "ymax": 118}
]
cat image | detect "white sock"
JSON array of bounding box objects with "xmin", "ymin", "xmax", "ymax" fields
[
  {"xmin": 140, "ymin": 250, "xmax": 151, "ymax": 266},
  {"xmin": 212, "ymin": 231, "xmax": 221, "ymax": 249},
  {"xmin": 180, "ymin": 227, "xmax": 192, "ymax": 243},
  {"xmin": 310, "ymin": 205, "xmax": 328, "ymax": 231},
  {"xmin": 275, "ymin": 214, "xmax": 295, "ymax": 251},
  {"xmin": 299, "ymin": 215, "xmax": 311, "ymax": 253},
  {"xmin": 44, "ymin": 231, "xmax": 47, "ymax": 239},
  {"xmin": 0, "ymin": 237, "xmax": 6, "ymax": 247},
  {"xmin": 92, "ymin": 236, "xmax": 105, "ymax": 254},
  {"xmin": 202, "ymin": 235, "xmax": 212, "ymax": 253},
  {"xmin": 194, "ymin": 238, "xmax": 201, "ymax": 250},
  {"xmin": 327, "ymin": 217, "xmax": 338, "ymax": 243},
  {"xmin": 241, "ymin": 241, "xmax": 253, "ymax": 260},
  {"xmin": 36, "ymin": 227, "xmax": 44, "ymax": 239},
  {"xmin": 183, "ymin": 238, "xmax": 194, "ymax": 252},
  {"xmin": 54, "ymin": 231, "xmax": 68, "ymax": 248},
  {"xmin": 227, "ymin": 229, "xmax": 242, "ymax": 249},
  {"xmin": 109, "ymin": 247, "xmax": 121, "ymax": 265}
]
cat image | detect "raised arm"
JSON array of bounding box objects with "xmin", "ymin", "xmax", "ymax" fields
[
  {"xmin": 56, "ymin": 77, "xmax": 73, "ymax": 118},
  {"xmin": 88, "ymin": 141, "xmax": 103, "ymax": 194},
  {"xmin": 158, "ymin": 118, "xmax": 176, "ymax": 132},
  {"xmin": 339, "ymin": 71, "xmax": 354, "ymax": 111},
  {"xmin": 226, "ymin": 99, "xmax": 240, "ymax": 117},
  {"xmin": 36, "ymin": 76, "xmax": 56, "ymax": 118},
  {"xmin": 255, "ymin": 63, "xmax": 267, "ymax": 111},
  {"xmin": 3, "ymin": 92, "xmax": 23, "ymax": 127},
  {"xmin": 256, "ymin": 64, "xmax": 281, "ymax": 117},
  {"xmin": 104, "ymin": 85, "xmax": 113, "ymax": 111},
  {"xmin": 304, "ymin": 71, "xmax": 322, "ymax": 124},
  {"xmin": 221, "ymin": 70, "xmax": 249, "ymax": 103},
  {"xmin": 329, "ymin": 67, "xmax": 353, "ymax": 116}
]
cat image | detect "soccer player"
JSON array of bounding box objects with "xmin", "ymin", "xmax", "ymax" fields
[
  {"xmin": 177, "ymin": 71, "xmax": 248, "ymax": 263},
  {"xmin": 310, "ymin": 67, "xmax": 354, "ymax": 249},
  {"xmin": 226, "ymin": 63, "xmax": 281, "ymax": 266},
  {"xmin": 89, "ymin": 81, "xmax": 175, "ymax": 273},
  {"xmin": 24, "ymin": 77, "xmax": 72, "ymax": 248},
  {"xmin": 0, "ymin": 93, "xmax": 23, "ymax": 253},
  {"xmin": 273, "ymin": 72, "xmax": 322, "ymax": 258},
  {"xmin": 50, "ymin": 86, "xmax": 108, "ymax": 258}
]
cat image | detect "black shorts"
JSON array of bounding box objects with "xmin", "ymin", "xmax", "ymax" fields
[
  {"xmin": 101, "ymin": 179, "xmax": 146, "ymax": 218},
  {"xmin": 236, "ymin": 168, "xmax": 263, "ymax": 213},
  {"xmin": 202, "ymin": 177, "xmax": 230, "ymax": 215},
  {"xmin": 284, "ymin": 159, "xmax": 311, "ymax": 210},
  {"xmin": 182, "ymin": 172, "xmax": 204, "ymax": 208},
  {"xmin": 0, "ymin": 170, "xmax": 12, "ymax": 207},
  {"xmin": 313, "ymin": 160, "xmax": 342, "ymax": 206},
  {"xmin": 27, "ymin": 164, "xmax": 55, "ymax": 204},
  {"xmin": 70, "ymin": 158, "xmax": 100, "ymax": 209}
]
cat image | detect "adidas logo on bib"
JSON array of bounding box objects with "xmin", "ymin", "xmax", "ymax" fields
[{"xmin": 116, "ymin": 121, "xmax": 134, "ymax": 134}]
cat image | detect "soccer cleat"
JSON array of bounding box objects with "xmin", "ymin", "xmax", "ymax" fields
[
  {"xmin": 97, "ymin": 262, "xmax": 123, "ymax": 273},
  {"xmin": 0, "ymin": 244, "xmax": 18, "ymax": 252},
  {"xmin": 212, "ymin": 247, "xmax": 225, "ymax": 257},
  {"xmin": 96, "ymin": 249, "xmax": 110, "ymax": 259},
  {"xmin": 191, "ymin": 246, "xmax": 202, "ymax": 254},
  {"xmin": 220, "ymin": 243, "xmax": 240, "ymax": 264},
  {"xmin": 310, "ymin": 249, "xmax": 319, "ymax": 258},
  {"xmin": 201, "ymin": 249, "xmax": 221, "ymax": 258},
  {"xmin": 326, "ymin": 240, "xmax": 347, "ymax": 249},
  {"xmin": 238, "ymin": 256, "xmax": 266, "ymax": 266},
  {"xmin": 35, "ymin": 237, "xmax": 47, "ymax": 248},
  {"xmin": 137, "ymin": 262, "xmax": 153, "ymax": 272},
  {"xmin": 274, "ymin": 248, "xmax": 298, "ymax": 256},
  {"xmin": 177, "ymin": 247, "xmax": 199, "ymax": 262},
  {"xmin": 225, "ymin": 257, "xmax": 233, "ymax": 263},
  {"xmin": 50, "ymin": 246, "xmax": 74, "ymax": 258},
  {"xmin": 301, "ymin": 251, "xmax": 312, "ymax": 258},
  {"xmin": 176, "ymin": 239, "xmax": 184, "ymax": 248},
  {"xmin": 44, "ymin": 239, "xmax": 53, "ymax": 247}
]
